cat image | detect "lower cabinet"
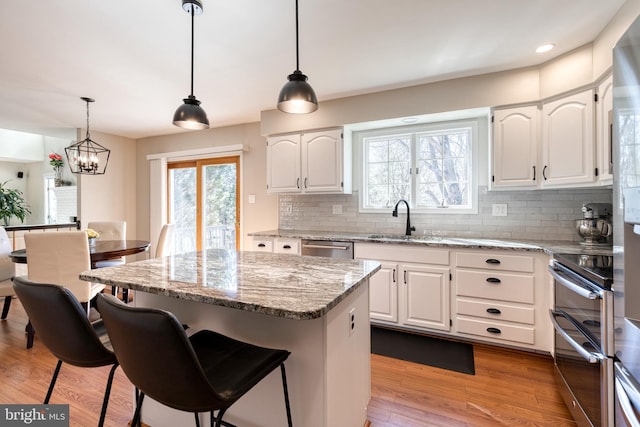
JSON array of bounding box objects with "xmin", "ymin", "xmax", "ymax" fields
[
  {"xmin": 249, "ymin": 237, "xmax": 300, "ymax": 255},
  {"xmin": 453, "ymin": 250, "xmax": 551, "ymax": 352},
  {"xmin": 369, "ymin": 261, "xmax": 398, "ymax": 323},
  {"xmin": 355, "ymin": 243, "xmax": 451, "ymax": 333},
  {"xmin": 401, "ymin": 263, "xmax": 450, "ymax": 331},
  {"xmin": 356, "ymin": 243, "xmax": 552, "ymax": 353}
]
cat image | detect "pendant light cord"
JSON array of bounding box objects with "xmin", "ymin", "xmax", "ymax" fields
[
  {"xmin": 190, "ymin": 6, "xmax": 195, "ymax": 97},
  {"xmin": 295, "ymin": 0, "xmax": 300, "ymax": 72}
]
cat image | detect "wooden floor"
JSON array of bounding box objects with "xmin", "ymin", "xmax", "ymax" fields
[{"xmin": 0, "ymin": 296, "xmax": 576, "ymax": 427}]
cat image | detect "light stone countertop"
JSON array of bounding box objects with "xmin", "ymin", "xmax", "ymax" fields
[
  {"xmin": 80, "ymin": 249, "xmax": 381, "ymax": 320},
  {"xmin": 248, "ymin": 229, "xmax": 616, "ymax": 256}
]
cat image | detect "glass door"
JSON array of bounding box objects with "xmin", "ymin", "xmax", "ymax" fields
[{"xmin": 168, "ymin": 156, "xmax": 240, "ymax": 253}]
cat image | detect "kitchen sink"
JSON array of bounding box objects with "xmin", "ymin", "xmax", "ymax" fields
[
  {"xmin": 367, "ymin": 234, "xmax": 411, "ymax": 240},
  {"xmin": 366, "ymin": 233, "xmax": 447, "ymax": 243}
]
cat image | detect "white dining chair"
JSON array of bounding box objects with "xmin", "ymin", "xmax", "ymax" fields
[
  {"xmin": 155, "ymin": 224, "xmax": 176, "ymax": 258},
  {"xmin": 0, "ymin": 226, "xmax": 15, "ymax": 320},
  {"xmin": 87, "ymin": 221, "xmax": 126, "ymax": 268},
  {"xmin": 23, "ymin": 231, "xmax": 106, "ymax": 348},
  {"xmin": 24, "ymin": 231, "xmax": 105, "ymax": 309}
]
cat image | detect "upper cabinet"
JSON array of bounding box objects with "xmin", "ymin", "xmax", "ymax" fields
[
  {"xmin": 540, "ymin": 90, "xmax": 595, "ymax": 188},
  {"xmin": 492, "ymin": 105, "xmax": 539, "ymax": 189},
  {"xmin": 491, "ymin": 82, "xmax": 612, "ymax": 190},
  {"xmin": 596, "ymin": 75, "xmax": 613, "ymax": 186},
  {"xmin": 266, "ymin": 128, "xmax": 352, "ymax": 194}
]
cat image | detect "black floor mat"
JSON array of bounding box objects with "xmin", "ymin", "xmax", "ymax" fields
[{"xmin": 371, "ymin": 326, "xmax": 475, "ymax": 375}]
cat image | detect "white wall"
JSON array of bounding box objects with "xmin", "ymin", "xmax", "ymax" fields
[{"xmin": 78, "ymin": 129, "xmax": 137, "ymax": 238}]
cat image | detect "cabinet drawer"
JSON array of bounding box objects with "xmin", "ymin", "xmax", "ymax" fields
[
  {"xmin": 457, "ymin": 317, "xmax": 535, "ymax": 345},
  {"xmin": 456, "ymin": 298, "xmax": 534, "ymax": 325},
  {"xmin": 273, "ymin": 238, "xmax": 300, "ymax": 255},
  {"xmin": 456, "ymin": 270, "xmax": 534, "ymax": 304},
  {"xmin": 251, "ymin": 239, "xmax": 273, "ymax": 252},
  {"xmin": 456, "ymin": 252, "xmax": 534, "ymax": 273}
]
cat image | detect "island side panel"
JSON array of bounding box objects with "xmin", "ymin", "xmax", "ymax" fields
[
  {"xmin": 133, "ymin": 285, "xmax": 371, "ymax": 427},
  {"xmin": 325, "ymin": 281, "xmax": 371, "ymax": 427}
]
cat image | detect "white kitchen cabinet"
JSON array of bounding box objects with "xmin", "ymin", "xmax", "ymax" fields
[
  {"xmin": 266, "ymin": 134, "xmax": 300, "ymax": 193},
  {"xmin": 369, "ymin": 262, "xmax": 398, "ymax": 323},
  {"xmin": 400, "ymin": 263, "xmax": 450, "ymax": 331},
  {"xmin": 355, "ymin": 243, "xmax": 451, "ymax": 333},
  {"xmin": 491, "ymin": 105, "xmax": 539, "ymax": 189},
  {"xmin": 596, "ymin": 74, "xmax": 613, "ymax": 186},
  {"xmin": 454, "ymin": 250, "xmax": 551, "ymax": 351},
  {"xmin": 266, "ymin": 128, "xmax": 351, "ymax": 194},
  {"xmin": 249, "ymin": 237, "xmax": 300, "ymax": 255},
  {"xmin": 273, "ymin": 238, "xmax": 300, "ymax": 255},
  {"xmin": 540, "ymin": 90, "xmax": 596, "ymax": 188}
]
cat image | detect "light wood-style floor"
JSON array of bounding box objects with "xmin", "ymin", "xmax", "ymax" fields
[{"xmin": 0, "ymin": 296, "xmax": 576, "ymax": 427}]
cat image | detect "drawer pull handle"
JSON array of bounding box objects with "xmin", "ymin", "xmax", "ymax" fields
[
  {"xmin": 487, "ymin": 327, "xmax": 502, "ymax": 334},
  {"xmin": 258, "ymin": 243, "xmax": 266, "ymax": 248},
  {"xmin": 486, "ymin": 308, "xmax": 501, "ymax": 314},
  {"xmin": 486, "ymin": 277, "xmax": 501, "ymax": 284},
  {"xmin": 283, "ymin": 245, "xmax": 291, "ymax": 249},
  {"xmin": 485, "ymin": 258, "xmax": 501, "ymax": 265}
]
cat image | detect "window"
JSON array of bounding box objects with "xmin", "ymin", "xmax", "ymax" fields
[
  {"xmin": 168, "ymin": 156, "xmax": 240, "ymax": 253},
  {"xmin": 359, "ymin": 120, "xmax": 478, "ymax": 213}
]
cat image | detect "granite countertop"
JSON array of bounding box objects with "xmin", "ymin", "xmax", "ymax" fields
[
  {"xmin": 248, "ymin": 229, "xmax": 616, "ymax": 256},
  {"xmin": 80, "ymin": 248, "xmax": 381, "ymax": 320}
]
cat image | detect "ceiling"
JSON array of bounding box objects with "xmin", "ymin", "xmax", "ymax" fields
[{"xmin": 0, "ymin": 0, "xmax": 627, "ymax": 140}]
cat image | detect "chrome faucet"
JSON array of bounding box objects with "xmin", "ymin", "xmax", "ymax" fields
[{"xmin": 392, "ymin": 199, "xmax": 415, "ymax": 236}]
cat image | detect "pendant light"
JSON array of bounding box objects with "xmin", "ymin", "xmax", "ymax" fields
[
  {"xmin": 65, "ymin": 97, "xmax": 111, "ymax": 175},
  {"xmin": 173, "ymin": 0, "xmax": 210, "ymax": 130},
  {"xmin": 277, "ymin": 0, "xmax": 318, "ymax": 114}
]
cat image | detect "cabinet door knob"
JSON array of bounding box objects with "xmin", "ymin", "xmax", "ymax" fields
[
  {"xmin": 486, "ymin": 277, "xmax": 501, "ymax": 284},
  {"xmin": 258, "ymin": 243, "xmax": 266, "ymax": 248},
  {"xmin": 487, "ymin": 327, "xmax": 502, "ymax": 334},
  {"xmin": 486, "ymin": 308, "xmax": 501, "ymax": 314},
  {"xmin": 485, "ymin": 258, "xmax": 501, "ymax": 265}
]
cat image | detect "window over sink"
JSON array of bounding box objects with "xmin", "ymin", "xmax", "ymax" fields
[{"xmin": 357, "ymin": 119, "xmax": 479, "ymax": 213}]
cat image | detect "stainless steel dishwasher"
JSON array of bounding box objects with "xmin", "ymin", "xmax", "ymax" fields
[{"xmin": 300, "ymin": 240, "xmax": 354, "ymax": 259}]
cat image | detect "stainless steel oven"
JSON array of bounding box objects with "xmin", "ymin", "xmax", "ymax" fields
[{"xmin": 549, "ymin": 253, "xmax": 614, "ymax": 427}]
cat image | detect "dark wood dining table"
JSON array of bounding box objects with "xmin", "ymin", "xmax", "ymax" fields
[{"xmin": 9, "ymin": 239, "xmax": 151, "ymax": 268}]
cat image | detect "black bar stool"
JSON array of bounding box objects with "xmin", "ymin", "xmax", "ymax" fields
[{"xmin": 96, "ymin": 293, "xmax": 293, "ymax": 427}]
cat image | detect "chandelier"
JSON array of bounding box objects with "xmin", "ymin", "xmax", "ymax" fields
[{"xmin": 65, "ymin": 97, "xmax": 110, "ymax": 175}]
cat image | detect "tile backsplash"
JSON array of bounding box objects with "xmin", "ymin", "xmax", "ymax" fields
[{"xmin": 278, "ymin": 187, "xmax": 613, "ymax": 242}]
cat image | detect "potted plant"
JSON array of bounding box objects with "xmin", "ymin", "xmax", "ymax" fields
[{"xmin": 0, "ymin": 180, "xmax": 31, "ymax": 226}]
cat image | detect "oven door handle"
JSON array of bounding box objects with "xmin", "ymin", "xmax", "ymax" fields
[
  {"xmin": 549, "ymin": 309, "xmax": 605, "ymax": 364},
  {"xmin": 549, "ymin": 266, "xmax": 600, "ymax": 300},
  {"xmin": 615, "ymin": 362, "xmax": 640, "ymax": 427}
]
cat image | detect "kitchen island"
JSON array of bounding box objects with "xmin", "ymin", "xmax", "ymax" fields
[{"xmin": 81, "ymin": 249, "xmax": 380, "ymax": 427}]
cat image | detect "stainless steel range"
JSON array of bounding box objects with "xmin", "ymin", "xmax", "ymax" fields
[{"xmin": 549, "ymin": 252, "xmax": 614, "ymax": 427}]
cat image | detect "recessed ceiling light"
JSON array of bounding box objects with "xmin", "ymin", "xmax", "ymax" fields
[
  {"xmin": 402, "ymin": 117, "xmax": 418, "ymax": 123},
  {"xmin": 536, "ymin": 43, "xmax": 555, "ymax": 54}
]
